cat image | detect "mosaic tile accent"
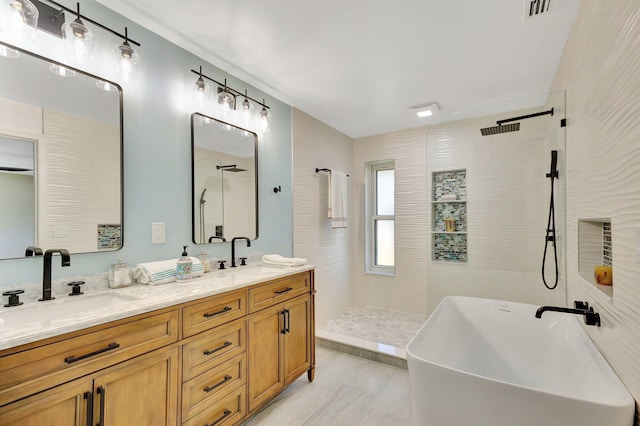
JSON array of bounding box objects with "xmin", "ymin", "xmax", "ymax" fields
[
  {"xmin": 433, "ymin": 233, "xmax": 468, "ymax": 262},
  {"xmin": 602, "ymin": 221, "xmax": 612, "ymax": 267},
  {"xmin": 320, "ymin": 305, "xmax": 427, "ymax": 349},
  {"xmin": 432, "ymin": 169, "xmax": 466, "ymax": 201},
  {"xmin": 432, "ymin": 169, "xmax": 467, "ymax": 262},
  {"xmin": 433, "ymin": 202, "xmax": 467, "ymax": 232},
  {"xmin": 97, "ymin": 224, "xmax": 122, "ymax": 250}
]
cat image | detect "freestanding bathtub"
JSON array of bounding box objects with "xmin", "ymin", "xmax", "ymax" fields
[{"xmin": 406, "ymin": 296, "xmax": 635, "ymax": 426}]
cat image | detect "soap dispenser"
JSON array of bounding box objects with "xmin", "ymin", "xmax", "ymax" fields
[
  {"xmin": 176, "ymin": 246, "xmax": 193, "ymax": 282},
  {"xmin": 108, "ymin": 258, "xmax": 132, "ymax": 288}
]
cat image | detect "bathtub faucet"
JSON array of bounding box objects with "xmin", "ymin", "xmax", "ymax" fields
[{"xmin": 535, "ymin": 301, "xmax": 601, "ymax": 327}]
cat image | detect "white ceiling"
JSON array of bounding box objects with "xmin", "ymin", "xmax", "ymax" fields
[{"xmin": 98, "ymin": 0, "xmax": 581, "ymax": 138}]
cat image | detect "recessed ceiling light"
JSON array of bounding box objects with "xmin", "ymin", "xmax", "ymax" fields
[{"xmin": 409, "ymin": 103, "xmax": 440, "ymax": 118}]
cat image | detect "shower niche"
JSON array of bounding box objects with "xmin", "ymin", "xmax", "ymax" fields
[
  {"xmin": 578, "ymin": 219, "xmax": 613, "ymax": 299},
  {"xmin": 432, "ymin": 169, "xmax": 467, "ymax": 262}
]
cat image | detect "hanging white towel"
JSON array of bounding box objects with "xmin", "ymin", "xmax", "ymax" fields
[{"xmin": 328, "ymin": 170, "xmax": 348, "ymax": 228}]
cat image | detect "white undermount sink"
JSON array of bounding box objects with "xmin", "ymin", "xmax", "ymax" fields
[{"xmin": 0, "ymin": 292, "xmax": 140, "ymax": 329}]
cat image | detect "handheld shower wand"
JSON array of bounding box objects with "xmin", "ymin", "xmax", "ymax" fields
[{"xmin": 542, "ymin": 150, "xmax": 559, "ymax": 290}]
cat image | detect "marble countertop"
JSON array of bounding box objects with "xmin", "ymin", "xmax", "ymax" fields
[{"xmin": 0, "ymin": 263, "xmax": 314, "ymax": 351}]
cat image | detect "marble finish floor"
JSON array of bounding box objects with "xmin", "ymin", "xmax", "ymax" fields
[
  {"xmin": 242, "ymin": 347, "xmax": 415, "ymax": 425},
  {"xmin": 320, "ymin": 306, "xmax": 426, "ymax": 348}
]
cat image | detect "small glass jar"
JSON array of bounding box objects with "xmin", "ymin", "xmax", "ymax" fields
[
  {"xmin": 197, "ymin": 251, "xmax": 211, "ymax": 273},
  {"xmin": 108, "ymin": 258, "xmax": 132, "ymax": 288}
]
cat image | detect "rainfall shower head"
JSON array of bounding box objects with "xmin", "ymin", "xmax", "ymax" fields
[
  {"xmin": 216, "ymin": 164, "xmax": 247, "ymax": 172},
  {"xmin": 480, "ymin": 108, "xmax": 554, "ymax": 136},
  {"xmin": 480, "ymin": 123, "xmax": 520, "ymax": 136}
]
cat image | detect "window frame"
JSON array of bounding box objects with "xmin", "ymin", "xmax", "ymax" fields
[{"xmin": 365, "ymin": 160, "xmax": 395, "ymax": 275}]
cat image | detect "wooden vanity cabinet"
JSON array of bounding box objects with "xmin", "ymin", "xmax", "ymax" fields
[
  {"xmin": 0, "ymin": 346, "xmax": 179, "ymax": 426},
  {"xmin": 0, "ymin": 269, "xmax": 314, "ymax": 426},
  {"xmin": 247, "ymin": 271, "xmax": 314, "ymax": 413}
]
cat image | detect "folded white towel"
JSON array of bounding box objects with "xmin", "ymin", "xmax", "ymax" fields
[
  {"xmin": 262, "ymin": 254, "xmax": 307, "ymax": 267},
  {"xmin": 133, "ymin": 257, "xmax": 204, "ymax": 285},
  {"xmin": 328, "ymin": 170, "xmax": 348, "ymax": 228}
]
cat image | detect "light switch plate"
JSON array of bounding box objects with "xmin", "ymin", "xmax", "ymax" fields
[{"xmin": 152, "ymin": 223, "xmax": 166, "ymax": 244}]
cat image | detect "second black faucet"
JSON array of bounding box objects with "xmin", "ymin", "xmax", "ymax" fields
[
  {"xmin": 230, "ymin": 237, "xmax": 251, "ymax": 267},
  {"xmin": 40, "ymin": 249, "xmax": 71, "ymax": 301}
]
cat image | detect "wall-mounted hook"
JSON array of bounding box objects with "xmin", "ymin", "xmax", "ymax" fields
[{"xmin": 273, "ymin": 186, "xmax": 282, "ymax": 193}]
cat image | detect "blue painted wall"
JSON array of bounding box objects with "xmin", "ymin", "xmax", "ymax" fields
[{"xmin": 0, "ymin": 1, "xmax": 293, "ymax": 287}]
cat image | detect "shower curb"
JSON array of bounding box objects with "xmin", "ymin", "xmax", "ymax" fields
[{"xmin": 316, "ymin": 336, "xmax": 408, "ymax": 369}]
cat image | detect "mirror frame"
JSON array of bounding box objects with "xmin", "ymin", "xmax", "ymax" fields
[
  {"xmin": 190, "ymin": 113, "xmax": 259, "ymax": 244},
  {"xmin": 0, "ymin": 41, "xmax": 124, "ymax": 259}
]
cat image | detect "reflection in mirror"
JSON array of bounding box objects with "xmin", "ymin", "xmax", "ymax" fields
[
  {"xmin": 0, "ymin": 41, "xmax": 122, "ymax": 260},
  {"xmin": 192, "ymin": 113, "xmax": 258, "ymax": 244}
]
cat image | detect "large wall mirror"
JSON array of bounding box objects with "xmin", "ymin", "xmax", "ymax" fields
[
  {"xmin": 191, "ymin": 113, "xmax": 258, "ymax": 244},
  {"xmin": 0, "ymin": 42, "xmax": 122, "ymax": 260}
]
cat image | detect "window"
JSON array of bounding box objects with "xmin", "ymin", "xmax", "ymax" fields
[{"xmin": 366, "ymin": 160, "xmax": 395, "ymax": 274}]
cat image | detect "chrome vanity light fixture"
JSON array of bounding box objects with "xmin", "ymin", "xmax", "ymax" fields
[
  {"xmin": 194, "ymin": 65, "xmax": 210, "ymax": 105},
  {"xmin": 61, "ymin": 2, "xmax": 93, "ymax": 65},
  {"xmin": 190, "ymin": 67, "xmax": 272, "ymax": 132}
]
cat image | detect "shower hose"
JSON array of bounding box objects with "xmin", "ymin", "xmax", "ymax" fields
[{"xmin": 542, "ymin": 152, "xmax": 559, "ymax": 290}]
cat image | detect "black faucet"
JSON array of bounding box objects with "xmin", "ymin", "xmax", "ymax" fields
[
  {"xmin": 40, "ymin": 249, "xmax": 71, "ymax": 301},
  {"xmin": 535, "ymin": 302, "xmax": 601, "ymax": 327},
  {"xmin": 230, "ymin": 237, "xmax": 251, "ymax": 267},
  {"xmin": 208, "ymin": 236, "xmax": 226, "ymax": 242},
  {"xmin": 25, "ymin": 246, "xmax": 43, "ymax": 256}
]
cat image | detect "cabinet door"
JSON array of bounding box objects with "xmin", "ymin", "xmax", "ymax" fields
[
  {"xmin": 247, "ymin": 303, "xmax": 284, "ymax": 412},
  {"xmin": 0, "ymin": 377, "xmax": 92, "ymax": 426},
  {"xmin": 283, "ymin": 294, "xmax": 312, "ymax": 384},
  {"xmin": 92, "ymin": 346, "xmax": 179, "ymax": 426}
]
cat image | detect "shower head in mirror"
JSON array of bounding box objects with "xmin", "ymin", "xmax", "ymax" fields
[{"xmin": 216, "ymin": 164, "xmax": 247, "ymax": 173}]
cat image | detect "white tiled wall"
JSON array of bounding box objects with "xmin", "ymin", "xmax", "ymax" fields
[
  {"xmin": 551, "ymin": 0, "xmax": 640, "ymax": 404},
  {"xmin": 426, "ymin": 108, "xmax": 566, "ymax": 313},
  {"xmin": 352, "ymin": 128, "xmax": 429, "ymax": 315},
  {"xmin": 292, "ymin": 109, "xmax": 355, "ymax": 325}
]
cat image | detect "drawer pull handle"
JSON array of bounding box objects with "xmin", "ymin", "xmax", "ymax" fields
[
  {"xmin": 204, "ymin": 306, "xmax": 232, "ymax": 318},
  {"xmin": 96, "ymin": 386, "xmax": 106, "ymax": 426},
  {"xmin": 83, "ymin": 391, "xmax": 93, "ymax": 426},
  {"xmin": 64, "ymin": 342, "xmax": 120, "ymax": 364},
  {"xmin": 204, "ymin": 340, "xmax": 232, "ymax": 356},
  {"xmin": 204, "ymin": 374, "xmax": 232, "ymax": 393},
  {"xmin": 205, "ymin": 409, "xmax": 231, "ymax": 426},
  {"xmin": 274, "ymin": 287, "xmax": 293, "ymax": 295}
]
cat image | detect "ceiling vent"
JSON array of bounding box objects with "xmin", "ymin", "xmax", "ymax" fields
[{"xmin": 523, "ymin": 0, "xmax": 551, "ymax": 21}]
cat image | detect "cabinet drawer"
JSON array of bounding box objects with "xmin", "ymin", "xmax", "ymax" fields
[
  {"xmin": 0, "ymin": 310, "xmax": 179, "ymax": 406},
  {"xmin": 182, "ymin": 353, "xmax": 246, "ymax": 421},
  {"xmin": 248, "ymin": 272, "xmax": 311, "ymax": 313},
  {"xmin": 183, "ymin": 290, "xmax": 246, "ymax": 337},
  {"xmin": 183, "ymin": 384, "xmax": 246, "ymax": 426},
  {"xmin": 183, "ymin": 318, "xmax": 246, "ymax": 381}
]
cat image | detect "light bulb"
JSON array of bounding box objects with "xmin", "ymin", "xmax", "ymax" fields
[
  {"xmin": 49, "ymin": 63, "xmax": 77, "ymax": 78},
  {"xmin": 194, "ymin": 75, "xmax": 209, "ymax": 106},
  {"xmin": 114, "ymin": 39, "xmax": 139, "ymax": 82},
  {"xmin": 0, "ymin": 44, "xmax": 20, "ymax": 58},
  {"xmin": 6, "ymin": 0, "xmax": 38, "ymax": 45},
  {"xmin": 241, "ymin": 94, "xmax": 252, "ymax": 124},
  {"xmin": 260, "ymin": 106, "xmax": 270, "ymax": 133},
  {"xmin": 96, "ymin": 80, "xmax": 117, "ymax": 92},
  {"xmin": 62, "ymin": 15, "xmax": 94, "ymax": 65}
]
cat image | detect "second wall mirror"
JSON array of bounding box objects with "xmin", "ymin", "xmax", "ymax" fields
[{"xmin": 191, "ymin": 113, "xmax": 258, "ymax": 244}]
